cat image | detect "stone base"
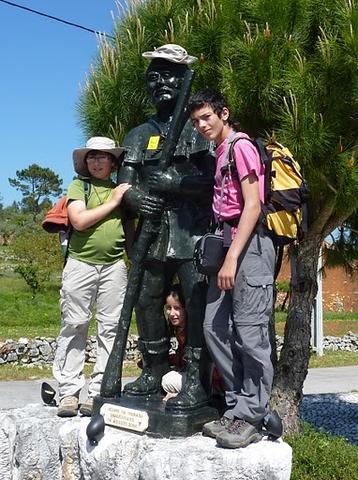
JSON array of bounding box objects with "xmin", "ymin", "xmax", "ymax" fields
[
  {"xmin": 94, "ymin": 393, "xmax": 219, "ymax": 437},
  {"xmin": 0, "ymin": 404, "xmax": 78, "ymax": 480},
  {"xmin": 63, "ymin": 417, "xmax": 292, "ymax": 480},
  {"xmin": 0, "ymin": 404, "xmax": 292, "ymax": 480}
]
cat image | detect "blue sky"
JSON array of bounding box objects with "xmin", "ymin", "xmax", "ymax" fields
[{"xmin": 0, "ymin": 0, "xmax": 121, "ymax": 206}]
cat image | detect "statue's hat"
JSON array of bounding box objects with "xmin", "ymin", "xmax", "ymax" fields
[{"xmin": 142, "ymin": 44, "xmax": 197, "ymax": 65}]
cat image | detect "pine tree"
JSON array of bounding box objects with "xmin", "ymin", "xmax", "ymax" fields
[
  {"xmin": 78, "ymin": 0, "xmax": 358, "ymax": 434},
  {"xmin": 8, "ymin": 164, "xmax": 63, "ymax": 222}
]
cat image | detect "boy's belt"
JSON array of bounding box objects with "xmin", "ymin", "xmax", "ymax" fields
[{"xmin": 217, "ymin": 218, "xmax": 265, "ymax": 248}]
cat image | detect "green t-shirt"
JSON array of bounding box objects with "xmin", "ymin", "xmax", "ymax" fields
[{"xmin": 67, "ymin": 178, "xmax": 126, "ymax": 265}]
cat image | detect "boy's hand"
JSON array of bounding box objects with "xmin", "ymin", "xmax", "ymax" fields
[
  {"xmin": 112, "ymin": 183, "xmax": 131, "ymax": 205},
  {"xmin": 217, "ymin": 257, "xmax": 237, "ymax": 290}
]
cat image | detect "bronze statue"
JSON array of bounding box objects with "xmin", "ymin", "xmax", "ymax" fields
[{"xmin": 116, "ymin": 44, "xmax": 215, "ymax": 411}]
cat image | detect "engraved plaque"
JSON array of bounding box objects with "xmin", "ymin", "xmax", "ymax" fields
[{"xmin": 100, "ymin": 403, "xmax": 149, "ymax": 433}]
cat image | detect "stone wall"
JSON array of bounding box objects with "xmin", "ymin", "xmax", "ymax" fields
[
  {"xmin": 0, "ymin": 335, "xmax": 140, "ymax": 367},
  {"xmin": 275, "ymin": 331, "xmax": 358, "ymax": 353},
  {"xmin": 0, "ymin": 333, "xmax": 357, "ymax": 367}
]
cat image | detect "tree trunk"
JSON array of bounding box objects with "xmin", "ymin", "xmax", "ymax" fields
[{"xmin": 270, "ymin": 233, "xmax": 323, "ymax": 435}]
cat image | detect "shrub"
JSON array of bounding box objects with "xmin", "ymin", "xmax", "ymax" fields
[{"xmin": 11, "ymin": 225, "xmax": 63, "ymax": 297}]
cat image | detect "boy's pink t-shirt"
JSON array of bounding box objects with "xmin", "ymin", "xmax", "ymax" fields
[{"xmin": 212, "ymin": 131, "xmax": 265, "ymax": 222}]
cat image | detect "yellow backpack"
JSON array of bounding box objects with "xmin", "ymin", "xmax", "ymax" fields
[{"xmin": 227, "ymin": 137, "xmax": 309, "ymax": 246}]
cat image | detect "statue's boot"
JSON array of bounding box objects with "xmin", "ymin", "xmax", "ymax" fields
[
  {"xmin": 165, "ymin": 346, "xmax": 208, "ymax": 411},
  {"xmin": 123, "ymin": 337, "xmax": 169, "ymax": 396}
]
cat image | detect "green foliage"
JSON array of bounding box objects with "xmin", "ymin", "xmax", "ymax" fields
[
  {"xmin": 287, "ymin": 422, "xmax": 358, "ymax": 480},
  {"xmin": 0, "ymin": 203, "xmax": 33, "ymax": 245},
  {"xmin": 8, "ymin": 163, "xmax": 63, "ymax": 221},
  {"xmin": 276, "ymin": 279, "xmax": 290, "ymax": 292},
  {"xmin": 10, "ymin": 225, "xmax": 63, "ymax": 297},
  {"xmin": 325, "ymin": 213, "xmax": 358, "ymax": 275},
  {"xmin": 14, "ymin": 264, "xmax": 39, "ymax": 298}
]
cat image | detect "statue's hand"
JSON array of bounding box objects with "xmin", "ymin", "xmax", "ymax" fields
[
  {"xmin": 147, "ymin": 171, "xmax": 178, "ymax": 193},
  {"xmin": 139, "ymin": 194, "xmax": 165, "ymax": 217}
]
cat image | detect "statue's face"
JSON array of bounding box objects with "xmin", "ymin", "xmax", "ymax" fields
[{"xmin": 146, "ymin": 60, "xmax": 186, "ymax": 111}]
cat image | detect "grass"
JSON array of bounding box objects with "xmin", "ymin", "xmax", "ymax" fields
[
  {"xmin": 275, "ymin": 310, "xmax": 358, "ymax": 322},
  {"xmin": 309, "ymin": 350, "xmax": 358, "ymax": 368},
  {"xmin": 0, "ymin": 272, "xmax": 137, "ymax": 339},
  {"xmin": 0, "ymin": 362, "xmax": 141, "ymax": 381},
  {"xmin": 1, "ymin": 276, "xmax": 356, "ymax": 340},
  {"xmin": 287, "ymin": 423, "xmax": 358, "ymax": 480},
  {"xmin": 274, "ymin": 310, "xmax": 358, "ymax": 337},
  {"xmin": 1, "ymin": 351, "xmax": 355, "ymax": 382},
  {"xmin": 1, "ymin": 279, "xmax": 64, "ymax": 339}
]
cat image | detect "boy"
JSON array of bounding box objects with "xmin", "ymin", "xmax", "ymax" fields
[{"xmin": 188, "ymin": 90, "xmax": 275, "ymax": 448}]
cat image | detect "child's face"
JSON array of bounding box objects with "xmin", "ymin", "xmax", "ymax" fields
[
  {"xmin": 165, "ymin": 294, "xmax": 186, "ymax": 328},
  {"xmin": 191, "ymin": 104, "xmax": 230, "ymax": 144},
  {"xmin": 86, "ymin": 151, "xmax": 114, "ymax": 180}
]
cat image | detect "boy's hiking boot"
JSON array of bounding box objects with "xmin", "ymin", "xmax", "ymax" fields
[
  {"xmin": 57, "ymin": 395, "xmax": 79, "ymax": 418},
  {"xmin": 79, "ymin": 397, "xmax": 94, "ymax": 417},
  {"xmin": 216, "ymin": 418, "xmax": 262, "ymax": 449},
  {"xmin": 202, "ymin": 416, "xmax": 232, "ymax": 438}
]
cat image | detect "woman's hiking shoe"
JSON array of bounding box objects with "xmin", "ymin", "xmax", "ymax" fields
[
  {"xmin": 57, "ymin": 396, "xmax": 79, "ymax": 417},
  {"xmin": 202, "ymin": 416, "xmax": 232, "ymax": 438},
  {"xmin": 216, "ymin": 418, "xmax": 262, "ymax": 449},
  {"xmin": 79, "ymin": 398, "xmax": 94, "ymax": 417}
]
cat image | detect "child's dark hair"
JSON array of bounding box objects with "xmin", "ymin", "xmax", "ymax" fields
[
  {"xmin": 165, "ymin": 283, "xmax": 185, "ymax": 307},
  {"xmin": 188, "ymin": 88, "xmax": 239, "ymax": 130},
  {"xmin": 165, "ymin": 284, "xmax": 186, "ymax": 336}
]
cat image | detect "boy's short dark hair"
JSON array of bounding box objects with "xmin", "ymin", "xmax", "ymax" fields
[
  {"xmin": 188, "ymin": 88, "xmax": 229, "ymax": 116},
  {"xmin": 188, "ymin": 88, "xmax": 239, "ymax": 130}
]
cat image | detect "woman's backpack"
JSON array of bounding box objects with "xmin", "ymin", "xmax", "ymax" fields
[{"xmin": 42, "ymin": 180, "xmax": 91, "ymax": 260}]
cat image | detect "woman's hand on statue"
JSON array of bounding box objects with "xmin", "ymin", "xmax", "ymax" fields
[{"xmin": 112, "ymin": 183, "xmax": 132, "ymax": 205}]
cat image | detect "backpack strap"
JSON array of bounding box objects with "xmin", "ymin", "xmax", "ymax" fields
[
  {"xmin": 63, "ymin": 179, "xmax": 91, "ymax": 267},
  {"xmin": 82, "ymin": 178, "xmax": 91, "ymax": 204},
  {"xmin": 221, "ymin": 132, "xmax": 245, "ymax": 175},
  {"xmin": 217, "ymin": 132, "xmax": 248, "ymax": 246},
  {"xmin": 218, "ymin": 132, "xmax": 245, "ymax": 219}
]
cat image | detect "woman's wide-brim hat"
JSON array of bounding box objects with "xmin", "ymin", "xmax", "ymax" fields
[
  {"xmin": 73, "ymin": 136, "xmax": 126, "ymax": 177},
  {"xmin": 142, "ymin": 44, "xmax": 197, "ymax": 65}
]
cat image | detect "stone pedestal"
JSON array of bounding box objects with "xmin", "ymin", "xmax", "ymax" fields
[
  {"xmin": 0, "ymin": 404, "xmax": 292, "ymax": 480},
  {"xmin": 0, "ymin": 404, "xmax": 78, "ymax": 480},
  {"xmin": 62, "ymin": 418, "xmax": 292, "ymax": 480},
  {"xmin": 94, "ymin": 394, "xmax": 219, "ymax": 437}
]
